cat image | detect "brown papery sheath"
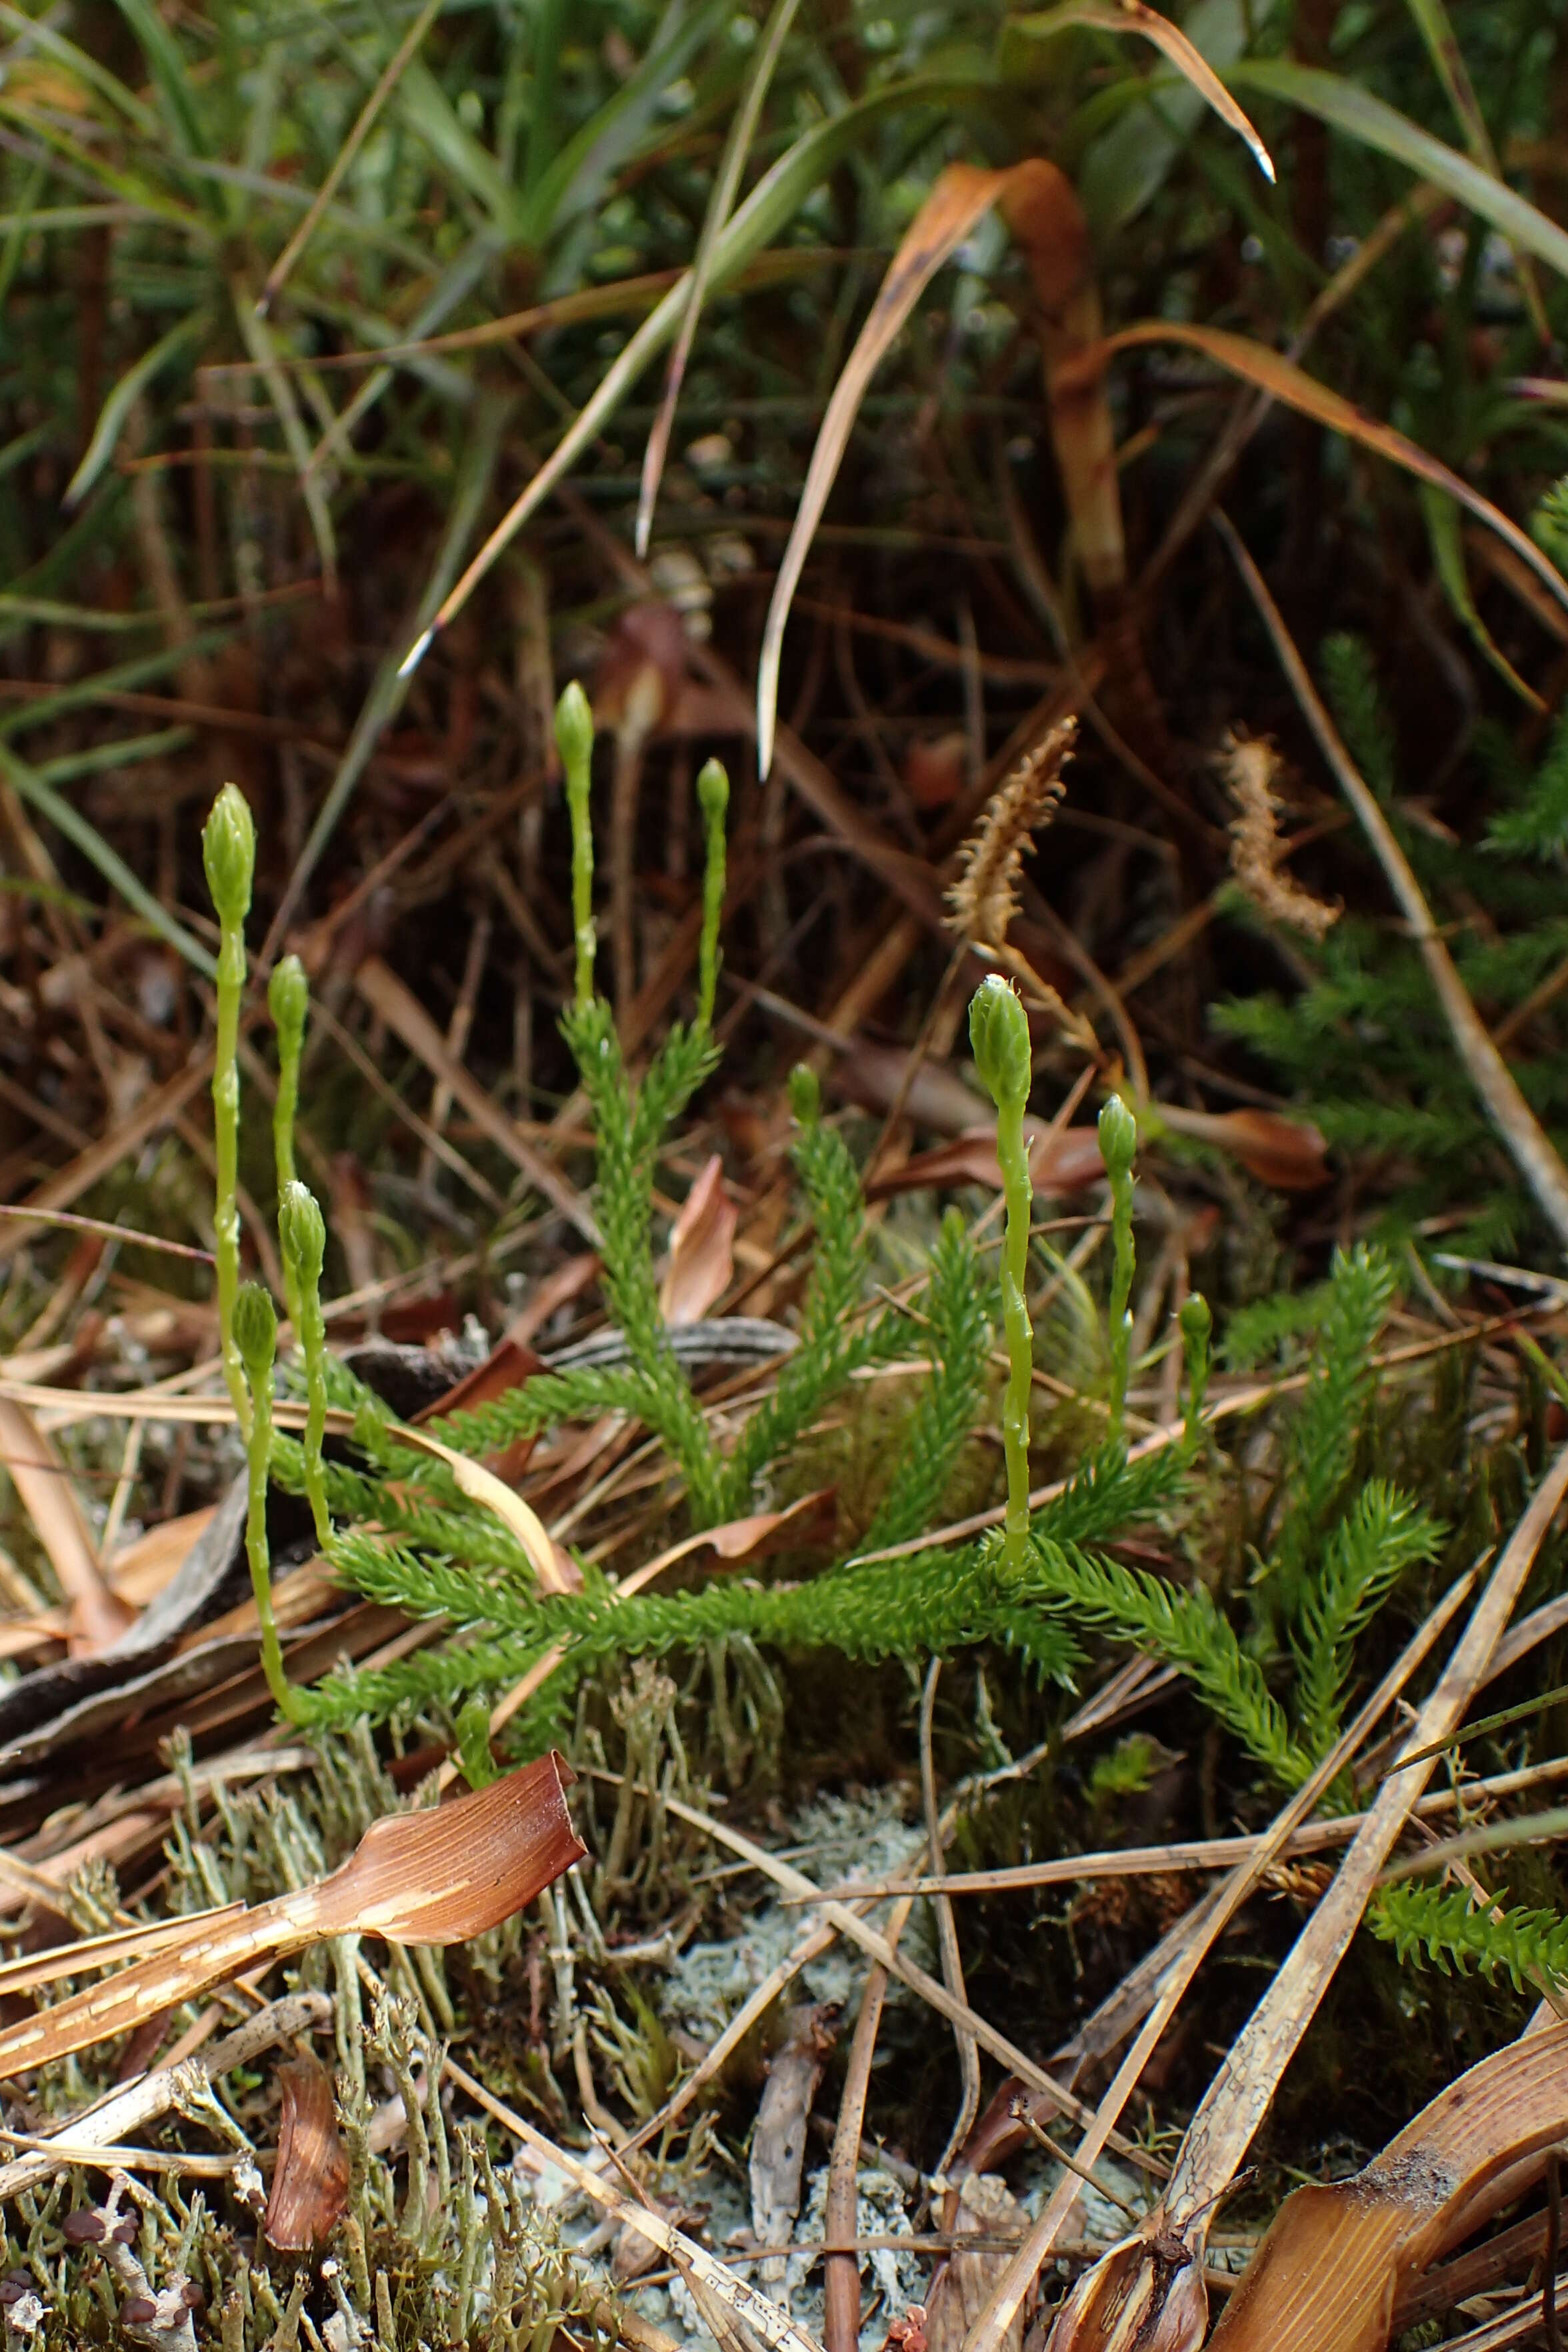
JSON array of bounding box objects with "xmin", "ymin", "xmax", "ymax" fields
[{"xmin": 0, "ymin": 1751, "xmax": 584, "ymax": 2084}]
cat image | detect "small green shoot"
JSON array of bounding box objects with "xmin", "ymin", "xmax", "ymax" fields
[
  {"xmin": 1180, "ymin": 1291, "xmax": 1212, "ymax": 1451},
  {"xmin": 280, "ymin": 1179, "xmax": 331, "ymax": 1551},
  {"xmin": 556, "ymin": 680, "xmax": 597, "ymax": 1007},
  {"xmin": 969, "ymin": 974, "xmax": 1035, "ymax": 1573},
  {"xmin": 1097, "ymin": 1095, "xmax": 1137, "ymax": 1443},
  {"xmin": 203, "ymin": 782, "xmax": 256, "ymax": 1444}
]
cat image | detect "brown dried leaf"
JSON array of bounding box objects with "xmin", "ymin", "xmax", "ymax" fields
[
  {"xmin": 659, "ymin": 1154, "xmax": 737, "ymax": 1326},
  {"xmin": 926, "ymin": 2175, "xmax": 1029, "ymax": 2352},
  {"xmin": 1158, "ymin": 1105, "xmax": 1331, "ymax": 1192},
  {"xmin": 1207, "ymin": 2022, "xmax": 1568, "ymax": 2352},
  {"xmin": 750, "ymin": 2003, "xmax": 838, "ymax": 2275},
  {"xmin": 865, "ymin": 1124, "xmax": 1108, "ymax": 1202},
  {"xmin": 265, "ymin": 2053, "xmax": 349, "ymax": 2251},
  {"xmin": 703, "ymin": 1489, "xmax": 837, "ymax": 1563},
  {"xmin": 0, "ymin": 1753, "xmax": 583, "ymax": 2083}
]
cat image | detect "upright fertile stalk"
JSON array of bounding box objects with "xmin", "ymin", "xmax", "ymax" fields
[
  {"xmin": 556, "ymin": 681, "xmax": 597, "ymax": 1007},
  {"xmin": 695, "ymin": 757, "xmax": 729, "ymax": 1031},
  {"xmin": 232, "ymin": 1279, "xmax": 299, "ymax": 1721},
  {"xmin": 970, "ymin": 975, "xmax": 1035, "ymax": 1574},
  {"xmin": 279, "ymin": 1181, "xmax": 331, "ymax": 1551},
  {"xmin": 1180, "ymin": 1291, "xmax": 1212, "ymax": 1453},
  {"xmin": 202, "ymin": 784, "xmax": 256, "ymax": 1445},
  {"xmin": 1097, "ymin": 1095, "xmax": 1137, "ymax": 1443},
  {"xmin": 269, "ymin": 951, "xmax": 309, "ymax": 1328}
]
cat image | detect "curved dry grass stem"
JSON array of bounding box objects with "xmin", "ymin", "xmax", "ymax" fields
[{"xmin": 1217, "ymin": 512, "xmax": 1568, "ymax": 1256}]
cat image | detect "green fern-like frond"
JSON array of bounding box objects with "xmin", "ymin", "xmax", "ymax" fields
[
  {"xmin": 1025, "ymin": 1530, "xmax": 1305, "ymax": 1785},
  {"xmin": 560, "ymin": 994, "xmax": 723, "ymax": 1521},
  {"xmin": 1291, "ymin": 1479, "xmax": 1444, "ymax": 1761},
  {"xmin": 296, "ymin": 1534, "xmax": 1085, "ymax": 1729},
  {"xmin": 1031, "ymin": 1441, "xmax": 1193, "ymax": 1547},
  {"xmin": 1371, "ymin": 1883, "xmax": 1568, "ymax": 1990},
  {"xmin": 862, "ymin": 1209, "xmax": 991, "ymax": 1552},
  {"xmin": 717, "ymin": 1095, "xmax": 875, "ymax": 1513},
  {"xmin": 1531, "ymin": 470, "xmax": 1568, "ymax": 577},
  {"xmin": 1270, "ymin": 1242, "xmax": 1396, "ymax": 1605},
  {"xmin": 1487, "ymin": 702, "xmax": 1568, "ymax": 863},
  {"xmin": 1321, "ymin": 633, "xmax": 1397, "ymax": 805}
]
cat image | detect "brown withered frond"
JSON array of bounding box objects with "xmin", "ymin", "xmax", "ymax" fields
[
  {"xmin": 946, "ymin": 720, "xmax": 1076, "ymax": 949},
  {"xmin": 1221, "ymin": 731, "xmax": 1339, "ymax": 944}
]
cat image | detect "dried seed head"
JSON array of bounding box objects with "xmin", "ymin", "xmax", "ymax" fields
[
  {"xmin": 1220, "ymin": 731, "xmax": 1338, "ymax": 943},
  {"xmin": 946, "ymin": 721, "xmax": 1075, "ymax": 947}
]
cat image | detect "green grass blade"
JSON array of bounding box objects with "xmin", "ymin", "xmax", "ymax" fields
[
  {"xmin": 0, "ymin": 1, "xmax": 157, "ymax": 131},
  {"xmin": 65, "ymin": 309, "xmax": 213, "ymax": 509},
  {"xmin": 401, "ymin": 69, "xmax": 998, "ymax": 671},
  {"xmin": 270, "ymin": 390, "xmax": 514, "ymax": 942},
  {"xmin": 1227, "ymin": 60, "xmax": 1568, "ymax": 285},
  {"xmin": 635, "ymin": 0, "xmax": 805, "ymax": 557},
  {"xmin": 110, "ymin": 0, "xmax": 209, "ymax": 162},
  {"xmin": 0, "ymin": 742, "xmax": 215, "ymax": 977}
]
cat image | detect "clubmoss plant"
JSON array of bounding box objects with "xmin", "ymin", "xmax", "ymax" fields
[
  {"xmin": 189, "ymin": 737, "xmax": 1456, "ymax": 1907},
  {"xmin": 969, "ymin": 973, "xmax": 1035, "ymax": 1573},
  {"xmin": 201, "ymin": 782, "xmax": 255, "ymax": 1443},
  {"xmin": 1097, "ymin": 1093, "xmax": 1138, "ymax": 1443}
]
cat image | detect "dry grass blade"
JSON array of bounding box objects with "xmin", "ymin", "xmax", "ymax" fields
[
  {"xmin": 1041, "ymin": 1440, "xmax": 1568, "ymax": 2352},
  {"xmin": 1217, "ymin": 512, "xmax": 1568, "ymax": 1253},
  {"xmin": 0, "ymin": 1905, "xmax": 250, "ymax": 2001},
  {"xmin": 1012, "ymin": 0, "xmax": 1273, "ymax": 184},
  {"xmin": 0, "ymin": 1992, "xmax": 333, "ymax": 2203},
  {"xmin": 0, "ymin": 1204, "xmax": 213, "ymax": 1262},
  {"xmin": 1207, "ymin": 2021, "xmax": 1568, "ymax": 2352},
  {"xmin": 256, "ymin": 0, "xmax": 444, "ymax": 315},
  {"xmin": 0, "ymin": 1754, "xmax": 583, "ymax": 2083},
  {"xmin": 635, "ymin": 0, "xmax": 803, "ymax": 556},
  {"xmin": 959, "ymin": 1568, "xmax": 1477, "ymax": 2352},
  {"xmin": 757, "ymin": 161, "xmax": 1008, "ymax": 777},
  {"xmin": 797, "ymin": 1754, "xmax": 1568, "ymax": 1902},
  {"xmin": 353, "ymin": 955, "xmax": 598, "ymax": 1242},
  {"xmin": 1096, "ymin": 327, "xmax": 1568, "ymax": 623}
]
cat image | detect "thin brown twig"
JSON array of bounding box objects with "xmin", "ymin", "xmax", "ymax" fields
[{"xmin": 921, "ymin": 1661, "xmax": 980, "ymax": 2180}]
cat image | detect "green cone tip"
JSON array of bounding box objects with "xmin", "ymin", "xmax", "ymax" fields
[
  {"xmin": 201, "ymin": 784, "xmax": 256, "ymax": 925},
  {"xmin": 233, "ymin": 1280, "xmax": 277, "ymax": 1379}
]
